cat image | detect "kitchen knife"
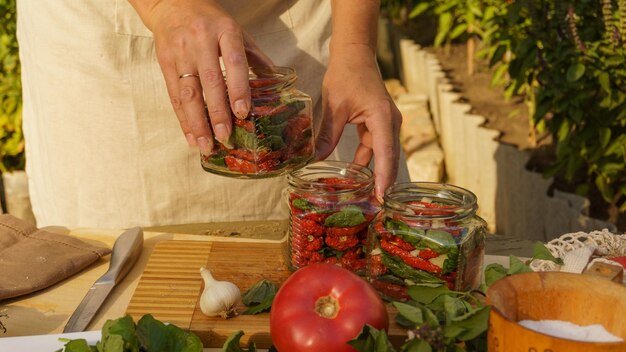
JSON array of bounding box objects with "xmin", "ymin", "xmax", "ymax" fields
[{"xmin": 63, "ymin": 227, "xmax": 144, "ymax": 333}]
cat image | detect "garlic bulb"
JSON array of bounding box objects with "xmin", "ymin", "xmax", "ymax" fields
[{"xmin": 199, "ymin": 266, "xmax": 241, "ymax": 318}]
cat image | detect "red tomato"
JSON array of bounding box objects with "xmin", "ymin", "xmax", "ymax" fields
[
  {"xmin": 270, "ymin": 263, "xmax": 389, "ymax": 352},
  {"xmin": 609, "ymin": 256, "xmax": 626, "ymax": 268}
]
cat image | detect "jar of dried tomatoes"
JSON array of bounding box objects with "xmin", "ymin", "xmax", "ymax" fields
[
  {"xmin": 367, "ymin": 182, "xmax": 487, "ymax": 301},
  {"xmin": 201, "ymin": 66, "xmax": 313, "ymax": 178},
  {"xmin": 285, "ymin": 161, "xmax": 381, "ymax": 274}
]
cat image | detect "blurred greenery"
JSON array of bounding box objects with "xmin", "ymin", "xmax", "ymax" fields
[
  {"xmin": 381, "ymin": 0, "xmax": 626, "ymax": 223},
  {"xmin": 0, "ymin": 0, "xmax": 24, "ymax": 173}
]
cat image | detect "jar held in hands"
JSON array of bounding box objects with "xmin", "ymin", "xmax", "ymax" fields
[{"xmin": 201, "ymin": 66, "xmax": 313, "ymax": 178}]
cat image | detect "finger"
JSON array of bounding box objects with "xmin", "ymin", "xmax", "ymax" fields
[
  {"xmin": 194, "ymin": 41, "xmax": 231, "ymax": 149},
  {"xmin": 367, "ymin": 104, "xmax": 401, "ymax": 199},
  {"xmin": 353, "ymin": 127, "xmax": 374, "ymax": 166},
  {"xmin": 177, "ymin": 56, "xmax": 215, "ymax": 155},
  {"xmin": 353, "ymin": 143, "xmax": 374, "ymax": 167},
  {"xmin": 315, "ymin": 97, "xmax": 347, "ymax": 161},
  {"xmin": 158, "ymin": 50, "xmax": 197, "ymax": 146},
  {"xmin": 219, "ymin": 28, "xmax": 251, "ymax": 119},
  {"xmin": 243, "ymin": 31, "xmax": 274, "ymax": 68}
]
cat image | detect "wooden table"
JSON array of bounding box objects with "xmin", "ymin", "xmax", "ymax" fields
[{"xmin": 0, "ymin": 224, "xmax": 510, "ymax": 350}]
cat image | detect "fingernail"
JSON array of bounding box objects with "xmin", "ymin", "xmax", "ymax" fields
[
  {"xmin": 197, "ymin": 137, "xmax": 213, "ymax": 155},
  {"xmin": 233, "ymin": 99, "xmax": 249, "ymax": 119},
  {"xmin": 185, "ymin": 133, "xmax": 197, "ymax": 146},
  {"xmin": 213, "ymin": 123, "xmax": 230, "ymax": 142},
  {"xmin": 375, "ymin": 185, "xmax": 385, "ymax": 204}
]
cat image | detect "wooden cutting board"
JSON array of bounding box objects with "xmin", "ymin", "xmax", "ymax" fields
[{"xmin": 126, "ymin": 240, "xmax": 407, "ymax": 348}]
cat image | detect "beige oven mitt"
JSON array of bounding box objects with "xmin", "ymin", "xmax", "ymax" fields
[{"xmin": 0, "ymin": 214, "xmax": 111, "ymax": 300}]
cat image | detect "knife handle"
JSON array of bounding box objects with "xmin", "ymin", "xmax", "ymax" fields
[{"xmin": 100, "ymin": 227, "xmax": 144, "ymax": 284}]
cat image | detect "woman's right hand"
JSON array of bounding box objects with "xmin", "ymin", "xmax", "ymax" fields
[{"xmin": 130, "ymin": 0, "xmax": 273, "ymax": 154}]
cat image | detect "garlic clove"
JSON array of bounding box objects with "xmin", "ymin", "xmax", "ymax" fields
[{"xmin": 199, "ymin": 266, "xmax": 241, "ymax": 319}]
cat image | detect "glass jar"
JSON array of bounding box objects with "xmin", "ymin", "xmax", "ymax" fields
[
  {"xmin": 367, "ymin": 182, "xmax": 487, "ymax": 301},
  {"xmin": 285, "ymin": 161, "xmax": 381, "ymax": 274},
  {"xmin": 201, "ymin": 66, "xmax": 313, "ymax": 178}
]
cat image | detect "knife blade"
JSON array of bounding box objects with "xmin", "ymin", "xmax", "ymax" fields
[{"xmin": 63, "ymin": 227, "xmax": 144, "ymax": 333}]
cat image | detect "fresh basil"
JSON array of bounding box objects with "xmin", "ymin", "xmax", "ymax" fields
[
  {"xmin": 531, "ymin": 241, "xmax": 564, "ymax": 265},
  {"xmin": 347, "ymin": 324, "xmax": 397, "ymax": 352},
  {"xmin": 241, "ymin": 279, "xmax": 278, "ymax": 315},
  {"xmin": 407, "ymin": 284, "xmax": 451, "ymax": 305},
  {"xmin": 258, "ymin": 134, "xmax": 286, "ymax": 151},
  {"xmin": 383, "ymin": 218, "xmax": 425, "ymax": 247},
  {"xmin": 324, "ymin": 205, "xmax": 366, "ymax": 227},
  {"xmin": 204, "ymin": 151, "xmax": 227, "ymax": 167},
  {"xmin": 233, "ymin": 126, "xmax": 260, "ymax": 151},
  {"xmin": 222, "ymin": 331, "xmax": 257, "ymax": 352},
  {"xmin": 380, "ymin": 250, "xmax": 444, "ymax": 284},
  {"xmin": 507, "ymin": 255, "xmax": 533, "ymax": 275},
  {"xmin": 291, "ymin": 198, "xmax": 316, "ymax": 211},
  {"xmin": 58, "ymin": 314, "xmax": 202, "ymax": 352},
  {"xmin": 422, "ymin": 230, "xmax": 456, "ymax": 254},
  {"xmin": 484, "ymin": 263, "xmax": 508, "ymax": 287}
]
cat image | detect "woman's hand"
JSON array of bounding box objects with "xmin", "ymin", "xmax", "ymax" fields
[
  {"xmin": 130, "ymin": 0, "xmax": 273, "ymax": 154},
  {"xmin": 315, "ymin": 44, "xmax": 402, "ymax": 199}
]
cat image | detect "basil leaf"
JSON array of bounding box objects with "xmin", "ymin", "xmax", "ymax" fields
[
  {"xmin": 59, "ymin": 315, "xmax": 203, "ymax": 352},
  {"xmin": 383, "ymin": 218, "xmax": 425, "ymax": 247},
  {"xmin": 532, "ymin": 241, "xmax": 564, "ymax": 265},
  {"xmin": 233, "ymin": 126, "xmax": 260, "ymax": 151},
  {"xmin": 407, "ymin": 284, "xmax": 450, "ymax": 305},
  {"xmin": 137, "ymin": 314, "xmax": 203, "ymax": 352},
  {"xmin": 242, "ymin": 296, "xmax": 274, "ymax": 315},
  {"xmin": 442, "ymin": 246, "xmax": 459, "ymax": 274},
  {"xmin": 422, "ymin": 230, "xmax": 456, "ymax": 253},
  {"xmin": 204, "ymin": 151, "xmax": 227, "ymax": 167},
  {"xmin": 449, "ymin": 305, "xmax": 491, "ymax": 341},
  {"xmin": 96, "ymin": 334, "xmax": 125, "ymax": 352},
  {"xmin": 242, "ymin": 279, "xmax": 278, "ymax": 306},
  {"xmin": 324, "ymin": 205, "xmax": 366, "ymax": 227},
  {"xmin": 484, "ymin": 263, "xmax": 508, "ymax": 287},
  {"xmin": 392, "ymin": 301, "xmax": 424, "ymax": 325},
  {"xmin": 59, "ymin": 339, "xmax": 96, "ymax": 352},
  {"xmin": 98, "ymin": 315, "xmax": 139, "ymax": 351},
  {"xmin": 401, "ymin": 339, "xmax": 433, "ymax": 352},
  {"xmin": 507, "ymin": 255, "xmax": 533, "ymax": 275},
  {"xmin": 291, "ymin": 198, "xmax": 316, "ymax": 211},
  {"xmin": 257, "ymin": 120, "xmax": 288, "ymax": 136},
  {"xmin": 259, "ymin": 135, "xmax": 286, "ymax": 151},
  {"xmin": 443, "ymin": 295, "xmax": 467, "ymax": 320},
  {"xmin": 381, "ymin": 250, "xmax": 444, "ymax": 285},
  {"xmin": 347, "ymin": 324, "xmax": 397, "ymax": 352},
  {"xmin": 443, "ymin": 325, "xmax": 466, "ymax": 340},
  {"xmin": 223, "ymin": 331, "xmax": 257, "ymax": 352}
]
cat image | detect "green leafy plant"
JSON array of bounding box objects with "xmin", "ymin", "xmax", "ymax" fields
[
  {"xmin": 381, "ymin": 0, "xmax": 626, "ymax": 224},
  {"xmin": 57, "ymin": 314, "xmax": 203, "ymax": 352},
  {"xmin": 0, "ymin": 0, "xmax": 24, "ymax": 173},
  {"xmin": 499, "ymin": 0, "xmax": 626, "ymax": 222}
]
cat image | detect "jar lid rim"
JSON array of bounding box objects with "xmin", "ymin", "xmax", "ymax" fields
[{"xmin": 383, "ymin": 182, "xmax": 478, "ymax": 218}]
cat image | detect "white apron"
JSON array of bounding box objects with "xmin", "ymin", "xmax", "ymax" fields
[{"xmin": 17, "ymin": 0, "xmax": 408, "ymax": 228}]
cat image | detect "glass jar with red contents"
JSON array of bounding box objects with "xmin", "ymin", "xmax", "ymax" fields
[
  {"xmin": 367, "ymin": 182, "xmax": 487, "ymax": 301},
  {"xmin": 201, "ymin": 66, "xmax": 313, "ymax": 178},
  {"xmin": 285, "ymin": 161, "xmax": 381, "ymax": 275}
]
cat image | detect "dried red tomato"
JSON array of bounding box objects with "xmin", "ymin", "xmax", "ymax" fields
[
  {"xmin": 325, "ymin": 233, "xmax": 359, "ymax": 251},
  {"xmin": 379, "ymin": 240, "xmax": 442, "ymax": 274},
  {"xmin": 370, "ymin": 280, "xmax": 409, "ymax": 301},
  {"xmin": 224, "ymin": 156, "xmax": 257, "ymax": 174}
]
